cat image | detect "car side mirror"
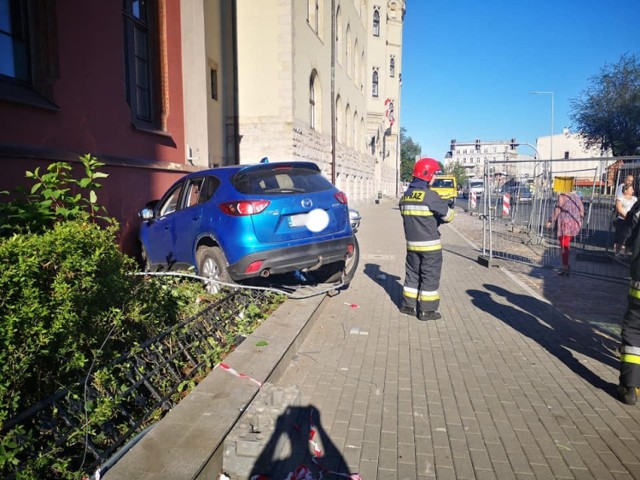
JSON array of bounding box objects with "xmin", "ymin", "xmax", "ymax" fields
[{"xmin": 139, "ymin": 207, "xmax": 155, "ymax": 220}]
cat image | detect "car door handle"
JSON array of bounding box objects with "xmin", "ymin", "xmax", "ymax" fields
[{"xmin": 192, "ymin": 216, "xmax": 200, "ymax": 221}]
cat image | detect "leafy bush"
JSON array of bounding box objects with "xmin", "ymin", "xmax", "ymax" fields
[
  {"xmin": 0, "ymin": 154, "xmax": 112, "ymax": 237},
  {"xmin": 0, "ymin": 221, "xmax": 182, "ymax": 422},
  {"xmin": 0, "ymin": 154, "xmax": 286, "ymax": 478}
]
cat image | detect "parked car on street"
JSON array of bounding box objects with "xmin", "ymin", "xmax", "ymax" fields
[
  {"xmin": 349, "ymin": 207, "xmax": 361, "ymax": 232},
  {"xmin": 138, "ymin": 161, "xmax": 358, "ymax": 292},
  {"xmin": 506, "ymin": 186, "xmax": 533, "ymax": 203}
]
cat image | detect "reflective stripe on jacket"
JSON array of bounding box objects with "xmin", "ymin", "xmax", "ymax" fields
[{"xmin": 400, "ymin": 182, "xmax": 454, "ymax": 250}]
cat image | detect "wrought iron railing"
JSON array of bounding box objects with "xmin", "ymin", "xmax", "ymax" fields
[{"xmin": 2, "ymin": 288, "xmax": 281, "ymax": 479}]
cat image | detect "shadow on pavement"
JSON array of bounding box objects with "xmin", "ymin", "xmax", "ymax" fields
[
  {"xmin": 363, "ymin": 262, "xmax": 403, "ymax": 307},
  {"xmin": 468, "ymin": 284, "xmax": 619, "ymax": 397},
  {"xmin": 249, "ymin": 405, "xmax": 356, "ymax": 479}
]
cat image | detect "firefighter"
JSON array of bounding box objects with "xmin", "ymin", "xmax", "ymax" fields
[
  {"xmin": 618, "ymin": 199, "xmax": 640, "ymax": 404},
  {"xmin": 399, "ymin": 157, "xmax": 455, "ymax": 321}
]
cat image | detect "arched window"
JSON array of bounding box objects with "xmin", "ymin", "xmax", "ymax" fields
[
  {"xmin": 345, "ymin": 104, "xmax": 352, "ymax": 147},
  {"xmin": 336, "ymin": 95, "xmax": 343, "ymax": 143},
  {"xmin": 353, "ymin": 110, "xmax": 359, "ymax": 151},
  {"xmin": 373, "ymin": 9, "xmax": 380, "ymax": 37},
  {"xmin": 390, "ymin": 56, "xmax": 395, "ymax": 77},
  {"xmin": 372, "ymin": 70, "xmax": 379, "ymax": 97},
  {"xmin": 309, "ymin": 70, "xmax": 319, "ymax": 130},
  {"xmin": 307, "ymin": 0, "xmax": 322, "ymax": 34},
  {"xmin": 345, "ymin": 25, "xmax": 352, "ymax": 78},
  {"xmin": 360, "ymin": 51, "xmax": 365, "ymax": 91},
  {"xmin": 354, "ymin": 40, "xmax": 360, "ymax": 86},
  {"xmin": 336, "ymin": 6, "xmax": 343, "ymax": 65}
]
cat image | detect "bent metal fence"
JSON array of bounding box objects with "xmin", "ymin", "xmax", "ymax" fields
[
  {"xmin": 475, "ymin": 156, "xmax": 640, "ymax": 278},
  {"xmin": 1, "ymin": 287, "xmax": 282, "ymax": 480}
]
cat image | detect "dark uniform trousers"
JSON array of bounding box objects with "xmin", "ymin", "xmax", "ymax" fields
[
  {"xmin": 402, "ymin": 249, "xmax": 442, "ymax": 313},
  {"xmin": 620, "ymin": 282, "xmax": 640, "ymax": 388}
]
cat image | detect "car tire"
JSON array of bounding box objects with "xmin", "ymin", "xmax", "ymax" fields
[
  {"xmin": 196, "ymin": 246, "xmax": 231, "ymax": 294},
  {"xmin": 314, "ymin": 236, "xmax": 360, "ymax": 285}
]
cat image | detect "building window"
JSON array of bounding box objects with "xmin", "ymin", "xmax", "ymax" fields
[
  {"xmin": 345, "ymin": 25, "xmax": 352, "ymax": 77},
  {"xmin": 123, "ymin": 0, "xmax": 162, "ymax": 130},
  {"xmin": 210, "ymin": 67, "xmax": 218, "ymax": 101},
  {"xmin": 373, "ymin": 8, "xmax": 380, "ymax": 37},
  {"xmin": 307, "ymin": 0, "xmax": 320, "ymax": 33},
  {"xmin": 372, "ymin": 70, "xmax": 378, "ymax": 97},
  {"xmin": 309, "ymin": 71, "xmax": 316, "ymax": 130},
  {"xmin": 564, "ymin": 151, "xmax": 570, "ymax": 159},
  {"xmin": 389, "ymin": 56, "xmax": 395, "ymax": 77},
  {"xmin": 0, "ymin": 0, "xmax": 29, "ymax": 81},
  {"xmin": 335, "ymin": 6, "xmax": 342, "ymax": 65},
  {"xmin": 0, "ymin": 0, "xmax": 58, "ymax": 107},
  {"xmin": 309, "ymin": 69, "xmax": 321, "ymax": 132}
]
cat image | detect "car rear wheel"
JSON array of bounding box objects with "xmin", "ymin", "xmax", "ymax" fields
[
  {"xmin": 314, "ymin": 236, "xmax": 360, "ymax": 285},
  {"xmin": 196, "ymin": 246, "xmax": 231, "ymax": 294}
]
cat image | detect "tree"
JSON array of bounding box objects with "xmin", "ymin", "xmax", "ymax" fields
[
  {"xmin": 400, "ymin": 127, "xmax": 421, "ymax": 182},
  {"xmin": 444, "ymin": 160, "xmax": 468, "ymax": 188},
  {"xmin": 570, "ymin": 53, "xmax": 640, "ymax": 156}
]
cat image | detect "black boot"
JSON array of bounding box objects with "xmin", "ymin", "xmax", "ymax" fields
[
  {"xmin": 399, "ymin": 305, "xmax": 416, "ymax": 316},
  {"xmin": 418, "ymin": 311, "xmax": 441, "ymax": 321},
  {"xmin": 618, "ymin": 385, "xmax": 639, "ymax": 405}
]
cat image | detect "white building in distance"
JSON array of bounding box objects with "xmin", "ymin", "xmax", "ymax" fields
[
  {"xmin": 534, "ymin": 128, "xmax": 612, "ymax": 183},
  {"xmin": 445, "ymin": 138, "xmax": 534, "ymax": 179}
]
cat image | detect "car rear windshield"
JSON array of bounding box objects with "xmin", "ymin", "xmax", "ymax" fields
[
  {"xmin": 233, "ymin": 166, "xmax": 334, "ymax": 195},
  {"xmin": 432, "ymin": 179, "xmax": 454, "ymax": 188}
]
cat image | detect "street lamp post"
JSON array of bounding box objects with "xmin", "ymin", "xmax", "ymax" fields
[{"xmin": 530, "ymin": 91, "xmax": 554, "ymax": 179}]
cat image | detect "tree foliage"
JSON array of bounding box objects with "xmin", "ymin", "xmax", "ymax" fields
[
  {"xmin": 400, "ymin": 127, "xmax": 422, "ymax": 182},
  {"xmin": 570, "ymin": 53, "xmax": 640, "ymax": 156},
  {"xmin": 444, "ymin": 161, "xmax": 468, "ymax": 188}
]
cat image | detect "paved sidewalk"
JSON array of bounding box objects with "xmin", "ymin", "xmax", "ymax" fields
[{"xmin": 264, "ymin": 198, "xmax": 640, "ymax": 479}]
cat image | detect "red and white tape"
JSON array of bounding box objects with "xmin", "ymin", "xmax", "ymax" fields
[{"xmin": 217, "ymin": 362, "xmax": 263, "ymax": 387}]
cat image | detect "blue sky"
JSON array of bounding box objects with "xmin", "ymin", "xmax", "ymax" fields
[{"xmin": 400, "ymin": 0, "xmax": 640, "ymax": 160}]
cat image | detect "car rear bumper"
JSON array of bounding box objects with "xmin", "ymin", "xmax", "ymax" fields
[{"xmin": 227, "ymin": 236, "xmax": 356, "ymax": 280}]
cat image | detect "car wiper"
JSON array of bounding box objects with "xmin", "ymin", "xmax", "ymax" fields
[{"xmin": 264, "ymin": 187, "xmax": 306, "ymax": 193}]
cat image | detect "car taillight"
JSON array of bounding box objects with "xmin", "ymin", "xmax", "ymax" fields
[
  {"xmin": 245, "ymin": 260, "xmax": 263, "ymax": 274},
  {"xmin": 219, "ymin": 200, "xmax": 270, "ymax": 216},
  {"xmin": 335, "ymin": 191, "xmax": 348, "ymax": 204},
  {"xmin": 347, "ymin": 243, "xmax": 354, "ymax": 255}
]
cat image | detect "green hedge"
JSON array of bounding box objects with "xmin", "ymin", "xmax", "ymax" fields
[{"xmin": 0, "ymin": 220, "xmax": 190, "ymax": 424}]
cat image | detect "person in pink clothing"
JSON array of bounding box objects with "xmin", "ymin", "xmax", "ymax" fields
[{"xmin": 546, "ymin": 191, "xmax": 585, "ymax": 276}]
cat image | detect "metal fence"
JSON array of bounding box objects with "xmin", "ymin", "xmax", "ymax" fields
[
  {"xmin": 2, "ymin": 287, "xmax": 281, "ymax": 479},
  {"xmin": 473, "ymin": 156, "xmax": 640, "ymax": 277}
]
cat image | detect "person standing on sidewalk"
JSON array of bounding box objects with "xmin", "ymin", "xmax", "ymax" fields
[
  {"xmin": 618, "ymin": 198, "xmax": 640, "ymax": 404},
  {"xmin": 399, "ymin": 157, "xmax": 454, "ymax": 321},
  {"xmin": 614, "ymin": 184, "xmax": 637, "ymax": 256},
  {"xmin": 546, "ymin": 191, "xmax": 584, "ymax": 276},
  {"xmin": 616, "ymin": 174, "xmax": 634, "ymax": 197}
]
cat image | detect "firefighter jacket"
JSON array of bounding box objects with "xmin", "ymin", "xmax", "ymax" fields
[
  {"xmin": 399, "ymin": 178, "xmax": 455, "ymax": 252},
  {"xmin": 620, "ymin": 200, "xmax": 640, "ymax": 386}
]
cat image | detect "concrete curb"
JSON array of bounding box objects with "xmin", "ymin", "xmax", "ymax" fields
[{"xmin": 103, "ymin": 292, "xmax": 327, "ymax": 480}]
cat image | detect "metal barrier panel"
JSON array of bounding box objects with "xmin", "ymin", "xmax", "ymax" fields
[{"xmin": 479, "ymin": 156, "xmax": 640, "ymax": 278}]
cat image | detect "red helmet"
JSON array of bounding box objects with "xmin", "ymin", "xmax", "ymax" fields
[{"xmin": 412, "ymin": 157, "xmax": 441, "ymax": 182}]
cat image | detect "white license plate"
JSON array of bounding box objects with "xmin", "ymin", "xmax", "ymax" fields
[{"xmin": 288, "ymin": 213, "xmax": 308, "ymax": 227}]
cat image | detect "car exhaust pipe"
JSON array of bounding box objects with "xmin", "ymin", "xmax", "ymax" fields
[
  {"xmin": 260, "ymin": 269, "xmax": 271, "ymax": 278},
  {"xmin": 306, "ymin": 256, "xmax": 324, "ymax": 272}
]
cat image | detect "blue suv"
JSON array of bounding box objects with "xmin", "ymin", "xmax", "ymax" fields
[{"xmin": 138, "ymin": 161, "xmax": 358, "ymax": 292}]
